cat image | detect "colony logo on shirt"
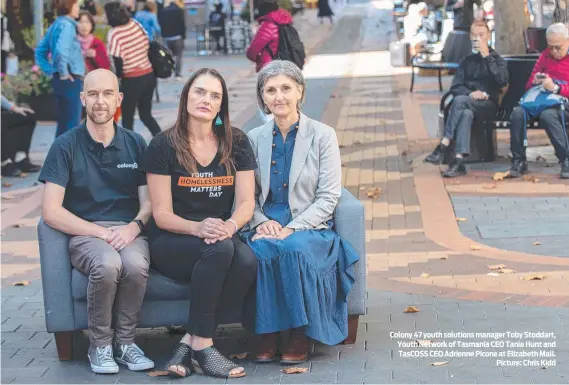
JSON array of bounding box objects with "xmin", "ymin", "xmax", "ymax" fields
[
  {"xmin": 178, "ymin": 172, "xmax": 234, "ymax": 198},
  {"xmin": 117, "ymin": 162, "xmax": 138, "ymax": 169}
]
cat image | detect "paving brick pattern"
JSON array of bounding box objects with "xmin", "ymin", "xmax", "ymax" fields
[
  {"xmin": 2, "ymin": 282, "xmax": 568, "ymax": 384},
  {"xmin": 452, "ymin": 196, "xmax": 569, "ymax": 258}
]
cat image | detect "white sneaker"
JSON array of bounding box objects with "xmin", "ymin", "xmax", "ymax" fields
[
  {"xmin": 88, "ymin": 345, "xmax": 119, "ymax": 374},
  {"xmin": 114, "ymin": 343, "xmax": 155, "ymax": 371}
]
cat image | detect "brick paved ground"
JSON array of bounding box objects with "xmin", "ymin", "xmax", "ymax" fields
[{"xmin": 2, "ymin": 0, "xmax": 569, "ymax": 383}]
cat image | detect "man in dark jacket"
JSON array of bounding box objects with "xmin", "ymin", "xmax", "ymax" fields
[
  {"xmin": 158, "ymin": 0, "xmax": 186, "ymax": 79},
  {"xmin": 425, "ymin": 20, "xmax": 508, "ymax": 177}
]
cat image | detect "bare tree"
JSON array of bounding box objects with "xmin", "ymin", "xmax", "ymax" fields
[
  {"xmin": 553, "ymin": 0, "xmax": 569, "ymax": 24},
  {"xmin": 494, "ymin": 0, "xmax": 528, "ymax": 54}
]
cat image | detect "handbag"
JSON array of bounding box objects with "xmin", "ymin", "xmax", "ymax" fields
[
  {"xmin": 132, "ymin": 20, "xmax": 175, "ymax": 79},
  {"xmin": 519, "ymin": 82, "xmax": 568, "ymax": 146}
]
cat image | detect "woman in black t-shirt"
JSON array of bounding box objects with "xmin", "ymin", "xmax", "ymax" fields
[{"xmin": 141, "ymin": 68, "xmax": 257, "ymax": 379}]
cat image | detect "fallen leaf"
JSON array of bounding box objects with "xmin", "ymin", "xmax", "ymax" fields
[
  {"xmin": 487, "ymin": 272, "xmax": 500, "ymax": 277},
  {"xmin": 339, "ymin": 144, "xmax": 346, "ymax": 148},
  {"xmin": 430, "ymin": 361, "xmax": 449, "ymax": 366},
  {"xmin": 492, "ymin": 171, "xmax": 510, "ymax": 181},
  {"xmin": 536, "ymin": 156, "xmax": 547, "ymax": 163},
  {"xmin": 440, "ymin": 256, "xmax": 448, "ymax": 260},
  {"xmin": 498, "ymin": 268, "xmax": 516, "ymax": 274},
  {"xmin": 341, "ymin": 164, "xmax": 346, "ymax": 167},
  {"xmin": 533, "ymin": 242, "xmax": 542, "ymax": 246},
  {"xmin": 2, "ymin": 182, "xmax": 12, "ymax": 187},
  {"xmin": 148, "ymin": 371, "xmax": 169, "ymax": 377},
  {"xmin": 416, "ymin": 339, "xmax": 433, "ymax": 347},
  {"xmin": 401, "ymin": 150, "xmax": 408, "ymax": 156},
  {"xmin": 487, "ymin": 264, "xmax": 507, "ymax": 270},
  {"xmin": 404, "ymin": 306, "xmax": 420, "ymax": 313},
  {"xmin": 456, "ymin": 217, "xmax": 468, "ymax": 222},
  {"xmin": 470, "ymin": 244, "xmax": 483, "ymax": 251},
  {"xmin": 281, "ymin": 367, "xmax": 309, "ymax": 374},
  {"xmin": 366, "ymin": 188, "xmax": 382, "ymax": 199},
  {"xmin": 229, "ymin": 352, "xmax": 248, "ymax": 359},
  {"xmin": 523, "ymin": 175, "xmax": 540, "ymax": 183},
  {"xmin": 482, "ymin": 183, "xmax": 497, "ymax": 190},
  {"xmin": 330, "ymin": 93, "xmax": 338, "ymax": 99},
  {"xmin": 420, "ymin": 273, "xmax": 430, "ymax": 278},
  {"xmin": 14, "ymin": 281, "xmax": 30, "ymax": 286},
  {"xmin": 19, "ymin": 172, "xmax": 28, "ymax": 178},
  {"xmin": 522, "ymin": 274, "xmax": 546, "ymax": 281}
]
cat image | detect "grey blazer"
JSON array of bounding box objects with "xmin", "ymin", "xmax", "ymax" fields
[{"xmin": 246, "ymin": 113, "xmax": 342, "ymax": 230}]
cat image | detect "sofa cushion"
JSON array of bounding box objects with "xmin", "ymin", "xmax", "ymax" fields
[{"xmin": 71, "ymin": 268, "xmax": 191, "ymax": 301}]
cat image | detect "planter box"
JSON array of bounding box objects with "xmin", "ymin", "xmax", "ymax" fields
[{"xmin": 20, "ymin": 93, "xmax": 57, "ymax": 122}]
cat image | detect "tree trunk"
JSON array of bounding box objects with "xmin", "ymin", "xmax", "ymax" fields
[
  {"xmin": 554, "ymin": 0, "xmax": 569, "ymax": 24},
  {"xmin": 494, "ymin": 0, "xmax": 528, "ymax": 55}
]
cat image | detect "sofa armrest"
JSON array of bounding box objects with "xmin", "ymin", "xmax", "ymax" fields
[
  {"xmin": 334, "ymin": 188, "xmax": 366, "ymax": 316},
  {"xmin": 37, "ymin": 218, "xmax": 75, "ymax": 332}
]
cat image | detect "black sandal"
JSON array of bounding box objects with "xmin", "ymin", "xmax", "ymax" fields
[
  {"xmin": 164, "ymin": 343, "xmax": 193, "ymax": 378},
  {"xmin": 191, "ymin": 346, "xmax": 246, "ymax": 379}
]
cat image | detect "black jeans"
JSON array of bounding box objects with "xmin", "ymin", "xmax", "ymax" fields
[
  {"xmin": 166, "ymin": 38, "xmax": 184, "ymax": 77},
  {"xmin": 443, "ymin": 95, "xmax": 497, "ymax": 156},
  {"xmin": 149, "ymin": 230, "xmax": 257, "ymax": 338},
  {"xmin": 510, "ymin": 105, "xmax": 569, "ymax": 162},
  {"xmin": 120, "ymin": 73, "xmax": 161, "ymax": 136},
  {"xmin": 1, "ymin": 110, "xmax": 37, "ymax": 162}
]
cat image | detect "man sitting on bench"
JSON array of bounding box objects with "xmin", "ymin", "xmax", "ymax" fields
[
  {"xmin": 507, "ymin": 23, "xmax": 569, "ymax": 180},
  {"xmin": 425, "ymin": 20, "xmax": 508, "ymax": 178}
]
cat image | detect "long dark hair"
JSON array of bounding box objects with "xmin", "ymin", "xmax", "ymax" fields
[{"xmin": 166, "ymin": 68, "xmax": 237, "ymax": 176}]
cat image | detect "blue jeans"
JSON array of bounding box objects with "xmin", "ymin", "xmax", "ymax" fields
[{"xmin": 52, "ymin": 75, "xmax": 83, "ymax": 137}]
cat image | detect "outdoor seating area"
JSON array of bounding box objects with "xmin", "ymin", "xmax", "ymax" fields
[{"xmin": 38, "ymin": 189, "xmax": 367, "ymax": 360}]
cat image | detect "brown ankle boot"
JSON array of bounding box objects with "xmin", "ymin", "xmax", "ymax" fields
[
  {"xmin": 253, "ymin": 332, "xmax": 279, "ymax": 363},
  {"xmin": 280, "ymin": 328, "xmax": 308, "ymax": 364}
]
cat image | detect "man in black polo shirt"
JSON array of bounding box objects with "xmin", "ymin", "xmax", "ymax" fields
[{"xmin": 38, "ymin": 69, "xmax": 154, "ymax": 374}]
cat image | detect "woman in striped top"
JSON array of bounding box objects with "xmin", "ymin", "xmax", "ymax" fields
[{"xmin": 104, "ymin": 2, "xmax": 161, "ymax": 136}]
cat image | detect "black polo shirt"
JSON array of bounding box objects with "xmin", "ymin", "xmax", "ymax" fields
[{"xmin": 38, "ymin": 123, "xmax": 147, "ymax": 222}]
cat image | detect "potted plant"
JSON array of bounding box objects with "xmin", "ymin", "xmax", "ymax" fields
[{"xmin": 2, "ymin": 61, "xmax": 56, "ymax": 121}]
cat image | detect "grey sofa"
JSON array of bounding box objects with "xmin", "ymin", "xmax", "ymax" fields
[{"xmin": 38, "ymin": 188, "xmax": 366, "ymax": 360}]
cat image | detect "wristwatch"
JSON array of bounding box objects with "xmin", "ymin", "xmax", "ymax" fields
[{"xmin": 133, "ymin": 219, "xmax": 144, "ymax": 232}]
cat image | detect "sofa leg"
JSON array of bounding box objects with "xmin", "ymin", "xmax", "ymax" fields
[
  {"xmin": 54, "ymin": 331, "xmax": 74, "ymax": 361},
  {"xmin": 343, "ymin": 315, "xmax": 359, "ymax": 344}
]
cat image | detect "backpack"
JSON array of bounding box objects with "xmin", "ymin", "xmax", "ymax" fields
[
  {"xmin": 267, "ymin": 23, "xmax": 306, "ymax": 69},
  {"xmin": 148, "ymin": 40, "xmax": 175, "ymax": 78},
  {"xmin": 519, "ymin": 84, "xmax": 567, "ymax": 117},
  {"xmin": 133, "ymin": 20, "xmax": 175, "ymax": 78}
]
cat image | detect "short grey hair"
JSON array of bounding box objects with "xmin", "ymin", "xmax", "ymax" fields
[
  {"xmin": 256, "ymin": 60, "xmax": 306, "ymax": 114},
  {"xmin": 546, "ymin": 23, "xmax": 569, "ymax": 39}
]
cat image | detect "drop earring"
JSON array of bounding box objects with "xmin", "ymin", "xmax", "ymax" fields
[{"xmin": 215, "ymin": 114, "xmax": 223, "ymax": 126}]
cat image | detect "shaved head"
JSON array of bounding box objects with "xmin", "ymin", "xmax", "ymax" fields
[
  {"xmin": 80, "ymin": 69, "xmax": 123, "ymax": 125},
  {"xmin": 83, "ymin": 69, "xmax": 119, "ymax": 92}
]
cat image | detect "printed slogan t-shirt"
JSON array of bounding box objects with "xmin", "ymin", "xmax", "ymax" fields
[{"xmin": 141, "ymin": 128, "xmax": 257, "ymax": 222}]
